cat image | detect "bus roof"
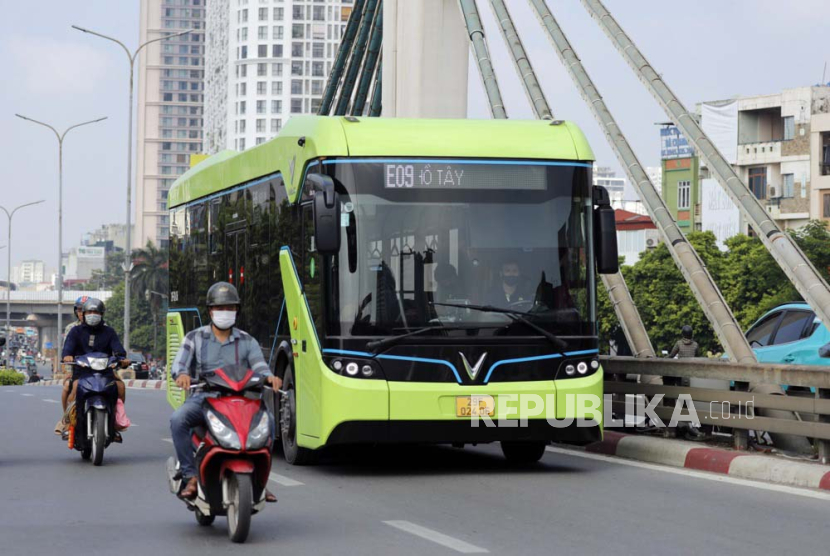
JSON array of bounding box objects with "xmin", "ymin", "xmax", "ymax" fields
[{"xmin": 169, "ymin": 116, "xmax": 595, "ymax": 207}]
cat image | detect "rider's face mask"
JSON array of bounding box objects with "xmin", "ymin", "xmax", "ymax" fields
[
  {"xmin": 85, "ymin": 313, "xmax": 102, "ymax": 327},
  {"xmin": 211, "ymin": 310, "xmax": 236, "ymax": 330}
]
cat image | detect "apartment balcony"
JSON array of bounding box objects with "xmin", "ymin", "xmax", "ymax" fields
[{"xmin": 737, "ymin": 140, "xmax": 782, "ymax": 166}]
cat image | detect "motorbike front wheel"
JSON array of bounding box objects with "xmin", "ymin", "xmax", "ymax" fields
[
  {"xmin": 91, "ymin": 408, "xmax": 106, "ymax": 466},
  {"xmin": 225, "ymin": 473, "xmax": 253, "ymax": 543}
]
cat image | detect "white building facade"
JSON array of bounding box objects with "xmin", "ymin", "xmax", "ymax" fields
[
  {"xmin": 700, "ymin": 86, "xmax": 830, "ymax": 231},
  {"xmin": 11, "ymin": 260, "xmax": 46, "ymax": 285},
  {"xmin": 205, "ymin": 0, "xmax": 354, "ymax": 154}
]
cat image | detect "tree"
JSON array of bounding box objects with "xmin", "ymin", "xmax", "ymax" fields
[
  {"xmin": 598, "ymin": 222, "xmax": 830, "ymax": 356},
  {"xmin": 131, "ymin": 241, "xmax": 169, "ymax": 358},
  {"xmin": 105, "ymin": 281, "xmax": 156, "ymax": 357}
]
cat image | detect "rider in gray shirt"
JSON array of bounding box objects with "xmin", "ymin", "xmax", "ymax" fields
[{"xmin": 170, "ymin": 282, "xmax": 281, "ymax": 501}]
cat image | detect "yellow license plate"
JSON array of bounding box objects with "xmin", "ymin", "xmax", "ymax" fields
[{"xmin": 456, "ymin": 395, "xmax": 495, "ymax": 417}]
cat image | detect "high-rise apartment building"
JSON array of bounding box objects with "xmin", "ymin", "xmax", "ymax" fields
[
  {"xmin": 205, "ymin": 0, "xmax": 353, "ymax": 154},
  {"xmin": 11, "ymin": 260, "xmax": 46, "ymax": 285},
  {"xmin": 135, "ymin": 0, "xmax": 207, "ymax": 250}
]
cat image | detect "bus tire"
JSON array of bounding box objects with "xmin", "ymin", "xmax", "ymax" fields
[
  {"xmin": 500, "ymin": 441, "xmax": 546, "ymax": 464},
  {"xmin": 279, "ymin": 364, "xmax": 315, "ymax": 466}
]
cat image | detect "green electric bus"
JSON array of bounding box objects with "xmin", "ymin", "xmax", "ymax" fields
[{"xmin": 166, "ymin": 116, "xmax": 619, "ymax": 464}]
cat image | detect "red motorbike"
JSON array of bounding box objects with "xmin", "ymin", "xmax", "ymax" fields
[{"xmin": 166, "ymin": 365, "xmax": 274, "ymax": 543}]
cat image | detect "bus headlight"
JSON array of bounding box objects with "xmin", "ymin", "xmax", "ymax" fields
[
  {"xmin": 565, "ymin": 364, "xmax": 576, "ymax": 376},
  {"xmin": 325, "ymin": 356, "xmax": 384, "ymax": 379},
  {"xmin": 345, "ymin": 362, "xmax": 360, "ymax": 376},
  {"xmin": 577, "ymin": 362, "xmax": 588, "ymax": 375}
]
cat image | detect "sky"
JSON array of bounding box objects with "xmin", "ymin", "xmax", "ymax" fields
[{"xmin": 1, "ymin": 0, "xmax": 829, "ymax": 279}]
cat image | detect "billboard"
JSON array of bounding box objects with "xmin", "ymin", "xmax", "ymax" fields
[
  {"xmin": 702, "ymin": 178, "xmax": 740, "ymax": 250},
  {"xmin": 660, "ymin": 126, "xmax": 694, "ymax": 159}
]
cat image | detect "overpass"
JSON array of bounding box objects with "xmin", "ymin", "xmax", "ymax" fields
[{"xmin": 0, "ymin": 290, "xmax": 112, "ymax": 351}]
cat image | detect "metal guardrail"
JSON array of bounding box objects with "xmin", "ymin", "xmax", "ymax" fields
[
  {"xmin": 0, "ymin": 290, "xmax": 112, "ymax": 303},
  {"xmin": 601, "ymin": 356, "xmax": 830, "ymax": 462}
]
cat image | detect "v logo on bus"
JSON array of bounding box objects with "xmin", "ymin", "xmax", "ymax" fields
[{"xmin": 459, "ymin": 352, "xmax": 487, "ymax": 381}]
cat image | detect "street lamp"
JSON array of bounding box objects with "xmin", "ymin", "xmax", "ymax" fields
[
  {"xmin": 15, "ymin": 114, "xmax": 107, "ymax": 357},
  {"xmin": 72, "ymin": 25, "xmax": 193, "ymax": 353},
  {"xmin": 1, "ymin": 200, "xmax": 45, "ymax": 338}
]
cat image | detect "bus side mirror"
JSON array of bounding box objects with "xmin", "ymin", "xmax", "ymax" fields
[
  {"xmin": 309, "ymin": 174, "xmax": 341, "ymax": 255},
  {"xmin": 593, "ymin": 186, "xmax": 619, "ymax": 275}
]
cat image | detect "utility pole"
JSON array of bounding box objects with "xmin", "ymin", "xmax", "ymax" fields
[
  {"xmin": 15, "ymin": 114, "xmax": 107, "ymax": 357},
  {"xmin": 72, "ymin": 25, "xmax": 192, "ymax": 351}
]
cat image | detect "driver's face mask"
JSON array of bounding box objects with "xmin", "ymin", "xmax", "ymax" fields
[{"xmin": 85, "ymin": 313, "xmax": 102, "ymax": 327}]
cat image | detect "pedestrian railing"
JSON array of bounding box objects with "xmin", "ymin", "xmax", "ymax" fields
[{"xmin": 601, "ymin": 356, "xmax": 830, "ymax": 462}]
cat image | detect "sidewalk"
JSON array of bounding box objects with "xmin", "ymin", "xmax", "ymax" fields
[{"xmin": 575, "ymin": 431, "xmax": 830, "ymax": 491}]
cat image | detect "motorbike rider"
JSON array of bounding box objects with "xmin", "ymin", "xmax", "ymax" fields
[
  {"xmin": 170, "ymin": 282, "xmax": 281, "ymax": 501},
  {"xmin": 61, "ymin": 298, "xmax": 129, "ymax": 418},
  {"xmin": 59, "ymin": 296, "xmax": 89, "ymax": 412}
]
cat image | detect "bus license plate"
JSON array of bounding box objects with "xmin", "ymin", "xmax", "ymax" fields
[{"xmin": 456, "ymin": 395, "xmax": 495, "ymax": 417}]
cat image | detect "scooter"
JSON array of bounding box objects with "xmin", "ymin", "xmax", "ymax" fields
[
  {"xmin": 166, "ymin": 365, "xmax": 274, "ymax": 543},
  {"xmin": 69, "ymin": 352, "xmax": 121, "ymax": 466}
]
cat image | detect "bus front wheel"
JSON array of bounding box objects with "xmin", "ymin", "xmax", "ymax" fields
[
  {"xmin": 500, "ymin": 441, "xmax": 546, "ymax": 464},
  {"xmin": 279, "ymin": 364, "xmax": 315, "ymax": 466}
]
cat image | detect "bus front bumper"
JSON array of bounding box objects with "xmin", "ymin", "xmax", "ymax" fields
[{"xmin": 314, "ymin": 369, "xmax": 604, "ymax": 448}]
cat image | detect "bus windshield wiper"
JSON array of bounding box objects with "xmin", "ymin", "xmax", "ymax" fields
[
  {"xmin": 366, "ymin": 324, "xmax": 488, "ymax": 355},
  {"xmin": 430, "ymin": 302, "xmax": 567, "ymax": 351}
]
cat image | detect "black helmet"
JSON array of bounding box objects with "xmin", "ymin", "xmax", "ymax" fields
[
  {"xmin": 83, "ymin": 298, "xmax": 106, "ymax": 315},
  {"xmin": 74, "ymin": 295, "xmax": 90, "ymax": 310},
  {"xmin": 206, "ymin": 282, "xmax": 241, "ymax": 308},
  {"xmin": 681, "ymin": 325, "xmax": 693, "ymax": 339}
]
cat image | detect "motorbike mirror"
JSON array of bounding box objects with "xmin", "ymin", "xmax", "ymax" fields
[{"xmin": 820, "ymin": 342, "xmax": 830, "ymax": 358}]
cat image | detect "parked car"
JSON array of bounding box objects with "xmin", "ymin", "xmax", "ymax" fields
[
  {"xmin": 745, "ymin": 303, "xmax": 830, "ymax": 366},
  {"xmin": 127, "ymin": 352, "xmax": 149, "ymax": 379}
]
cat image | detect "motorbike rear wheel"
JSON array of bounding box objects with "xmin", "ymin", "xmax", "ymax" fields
[
  {"xmin": 92, "ymin": 408, "xmax": 106, "ymax": 466},
  {"xmin": 226, "ymin": 473, "xmax": 252, "ymax": 543}
]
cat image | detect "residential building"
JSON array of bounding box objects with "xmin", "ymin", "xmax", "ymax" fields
[
  {"xmin": 593, "ymin": 164, "xmax": 646, "ymax": 215},
  {"xmin": 658, "ymin": 124, "xmax": 701, "ymax": 233},
  {"xmin": 62, "ymin": 247, "xmax": 106, "ymax": 283},
  {"xmin": 700, "ymin": 86, "xmax": 830, "ymax": 232},
  {"xmin": 646, "ymin": 166, "xmax": 662, "ymax": 195},
  {"xmin": 135, "ymin": 0, "xmax": 206, "ymax": 250},
  {"xmin": 204, "ymin": 0, "xmax": 353, "ymax": 154},
  {"xmin": 615, "ymin": 209, "xmax": 659, "ymax": 265},
  {"xmin": 11, "ymin": 260, "xmax": 46, "ymax": 285},
  {"xmin": 83, "ymin": 223, "xmax": 130, "ymax": 253}
]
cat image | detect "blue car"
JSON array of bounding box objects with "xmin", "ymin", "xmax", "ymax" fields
[{"xmin": 745, "ymin": 303, "xmax": 830, "ymax": 366}]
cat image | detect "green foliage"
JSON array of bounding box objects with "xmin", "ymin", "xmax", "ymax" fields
[
  {"xmin": 0, "ymin": 369, "xmax": 26, "ymax": 386},
  {"xmin": 598, "ymin": 221, "xmax": 830, "ymax": 356},
  {"xmin": 88, "ymin": 251, "xmax": 126, "ymax": 290},
  {"xmin": 106, "ymin": 281, "xmax": 163, "ymax": 360}
]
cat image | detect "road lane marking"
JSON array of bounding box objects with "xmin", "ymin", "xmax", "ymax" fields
[
  {"xmin": 42, "ymin": 399, "xmax": 59, "ymax": 403},
  {"xmin": 383, "ymin": 521, "xmax": 488, "ymax": 554},
  {"xmin": 21, "ymin": 393, "xmax": 34, "ymax": 397},
  {"xmin": 162, "ymin": 438, "xmax": 173, "ymax": 443},
  {"xmin": 269, "ymin": 472, "xmax": 304, "ymax": 487},
  {"xmin": 545, "ymin": 446, "xmax": 830, "ymax": 502}
]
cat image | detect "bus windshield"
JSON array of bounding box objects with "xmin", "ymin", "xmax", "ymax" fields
[{"xmin": 325, "ymin": 159, "xmax": 595, "ymax": 340}]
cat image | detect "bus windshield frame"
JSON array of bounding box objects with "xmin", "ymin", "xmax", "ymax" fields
[{"xmin": 321, "ymin": 158, "xmax": 597, "ymax": 343}]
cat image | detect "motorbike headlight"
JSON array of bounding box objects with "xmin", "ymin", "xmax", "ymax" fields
[
  {"xmin": 206, "ymin": 410, "xmax": 241, "ymax": 450},
  {"xmin": 246, "ymin": 412, "xmax": 271, "ymax": 450},
  {"xmin": 89, "ymin": 358, "xmax": 108, "ymax": 371}
]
